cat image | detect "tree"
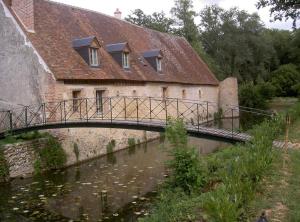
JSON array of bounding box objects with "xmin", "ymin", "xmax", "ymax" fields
[
  {"xmin": 271, "ymin": 64, "xmax": 300, "ymax": 96},
  {"xmin": 256, "ymin": 0, "xmax": 300, "ymax": 28},
  {"xmin": 171, "ymin": 0, "xmax": 199, "ymax": 44},
  {"xmin": 199, "ymin": 5, "xmax": 276, "ymax": 82},
  {"xmin": 125, "ymin": 9, "xmax": 174, "ymax": 33}
]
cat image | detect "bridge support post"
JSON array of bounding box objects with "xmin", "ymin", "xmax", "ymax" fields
[
  {"xmin": 9, "ymin": 111, "xmax": 13, "ymax": 131},
  {"xmin": 136, "ymin": 98, "xmax": 139, "ymax": 123},
  {"xmin": 165, "ymin": 99, "xmax": 168, "ymax": 125},
  {"xmin": 206, "ymin": 101, "xmax": 209, "ymax": 125},
  {"xmin": 42, "ymin": 103, "xmax": 46, "ymax": 124},
  {"xmin": 177, "ymin": 98, "xmax": 179, "ymax": 119},
  {"xmin": 24, "ymin": 106, "xmax": 28, "ymax": 127},
  {"xmin": 149, "ymin": 97, "xmax": 152, "ymax": 121},
  {"xmin": 85, "ymin": 99, "xmax": 89, "ymax": 122},
  {"xmin": 124, "ymin": 97, "xmax": 127, "ymax": 120},
  {"xmin": 231, "ymin": 108, "xmax": 234, "ymax": 138},
  {"xmin": 197, "ymin": 103, "xmax": 200, "ymax": 131}
]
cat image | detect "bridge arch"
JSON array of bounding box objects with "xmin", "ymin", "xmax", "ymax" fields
[{"xmin": 0, "ymin": 96, "xmax": 272, "ymax": 143}]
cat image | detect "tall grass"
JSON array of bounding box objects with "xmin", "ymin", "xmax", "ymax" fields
[{"xmin": 141, "ymin": 101, "xmax": 300, "ymax": 222}]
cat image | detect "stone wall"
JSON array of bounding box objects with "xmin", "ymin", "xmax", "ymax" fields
[
  {"xmin": 2, "ymin": 139, "xmax": 47, "ymax": 178},
  {"xmin": 0, "ymin": 0, "xmax": 54, "ymax": 110},
  {"xmin": 219, "ymin": 77, "xmax": 239, "ymax": 117}
]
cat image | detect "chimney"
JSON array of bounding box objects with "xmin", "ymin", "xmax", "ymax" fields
[
  {"xmin": 114, "ymin": 8, "xmax": 122, "ymax": 19},
  {"xmin": 11, "ymin": 0, "xmax": 34, "ymax": 32}
]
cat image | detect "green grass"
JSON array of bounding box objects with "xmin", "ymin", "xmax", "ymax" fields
[
  {"xmin": 269, "ymin": 97, "xmax": 298, "ymax": 112},
  {"xmin": 288, "ymin": 118, "xmax": 300, "ymax": 143},
  {"xmin": 0, "ymin": 131, "xmax": 50, "ymax": 147},
  {"xmin": 286, "ymin": 150, "xmax": 300, "ymax": 221}
]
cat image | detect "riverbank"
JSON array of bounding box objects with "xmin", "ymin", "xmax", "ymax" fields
[{"xmin": 140, "ymin": 100, "xmax": 300, "ymax": 222}]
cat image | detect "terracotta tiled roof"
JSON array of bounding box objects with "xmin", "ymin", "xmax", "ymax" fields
[{"xmin": 22, "ymin": 0, "xmax": 219, "ymax": 85}]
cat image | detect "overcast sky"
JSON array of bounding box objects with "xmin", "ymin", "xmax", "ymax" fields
[{"xmin": 51, "ymin": 0, "xmax": 293, "ymax": 30}]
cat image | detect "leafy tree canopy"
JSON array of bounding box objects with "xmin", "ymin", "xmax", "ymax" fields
[{"xmin": 256, "ymin": 0, "xmax": 300, "ymax": 28}]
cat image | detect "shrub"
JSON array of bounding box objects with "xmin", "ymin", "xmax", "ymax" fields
[
  {"xmin": 35, "ymin": 136, "xmax": 67, "ymax": 171},
  {"xmin": 202, "ymin": 184, "xmax": 241, "ymax": 222},
  {"xmin": 33, "ymin": 159, "xmax": 42, "ymax": 175},
  {"xmin": 165, "ymin": 118, "xmax": 205, "ymax": 193},
  {"xmin": 127, "ymin": 138, "xmax": 136, "ymax": 147},
  {"xmin": 257, "ymin": 82, "xmax": 276, "ymax": 100},
  {"xmin": 73, "ymin": 143, "xmax": 80, "ymax": 161},
  {"xmin": 0, "ymin": 148, "xmax": 9, "ymax": 181},
  {"xmin": 271, "ymin": 64, "xmax": 300, "ymax": 97},
  {"xmin": 106, "ymin": 139, "xmax": 116, "ymax": 154},
  {"xmin": 239, "ymin": 82, "xmax": 267, "ymax": 109}
]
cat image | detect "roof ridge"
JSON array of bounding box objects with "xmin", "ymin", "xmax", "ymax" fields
[{"xmin": 41, "ymin": 0, "xmax": 186, "ymax": 40}]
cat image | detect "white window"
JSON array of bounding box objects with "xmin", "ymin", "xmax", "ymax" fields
[
  {"xmin": 89, "ymin": 48, "xmax": 99, "ymax": 66},
  {"xmin": 96, "ymin": 90, "xmax": 104, "ymax": 114},
  {"xmin": 72, "ymin": 90, "xmax": 81, "ymax": 112},
  {"xmin": 156, "ymin": 58, "xmax": 162, "ymax": 72},
  {"xmin": 122, "ymin": 52, "xmax": 130, "ymax": 69}
]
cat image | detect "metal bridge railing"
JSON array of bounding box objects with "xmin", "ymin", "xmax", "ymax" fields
[{"xmin": 0, "ymin": 97, "xmax": 273, "ymax": 140}]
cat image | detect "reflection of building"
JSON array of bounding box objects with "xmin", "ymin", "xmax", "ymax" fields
[{"xmin": 0, "ymin": 0, "xmax": 238, "ymax": 164}]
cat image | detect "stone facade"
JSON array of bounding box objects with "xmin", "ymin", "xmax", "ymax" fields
[
  {"xmin": 2, "ymin": 139, "xmax": 47, "ymax": 178},
  {"xmin": 0, "ymin": 0, "xmax": 239, "ymax": 168},
  {"xmin": 219, "ymin": 77, "xmax": 239, "ymax": 117}
]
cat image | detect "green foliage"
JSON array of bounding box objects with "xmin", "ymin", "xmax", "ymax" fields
[
  {"xmin": 165, "ymin": 118, "xmax": 205, "ymax": 193},
  {"xmin": 127, "ymin": 138, "xmax": 136, "ymax": 147},
  {"xmin": 0, "ymin": 131, "xmax": 50, "ymax": 147},
  {"xmin": 256, "ymin": 0, "xmax": 299, "ymax": 28},
  {"xmin": 73, "ymin": 143, "xmax": 80, "ymax": 162},
  {"xmin": 140, "ymin": 189, "xmax": 201, "ymax": 222},
  {"xmin": 33, "ymin": 159, "xmax": 42, "ymax": 175},
  {"xmin": 239, "ymin": 82, "xmax": 267, "ymax": 109},
  {"xmin": 106, "ymin": 139, "xmax": 116, "ymax": 154},
  {"xmin": 125, "ymin": 9, "xmax": 174, "ymax": 33},
  {"xmin": 35, "ymin": 136, "xmax": 67, "ymax": 172},
  {"xmin": 271, "ymin": 64, "xmax": 300, "ymax": 97},
  {"xmin": 257, "ymin": 82, "xmax": 276, "ymax": 100},
  {"xmin": 0, "ymin": 149, "xmax": 9, "ymax": 181},
  {"xmin": 202, "ymin": 184, "xmax": 241, "ymax": 222}
]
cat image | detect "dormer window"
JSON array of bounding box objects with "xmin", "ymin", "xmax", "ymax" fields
[
  {"xmin": 72, "ymin": 36, "xmax": 101, "ymax": 68},
  {"xmin": 156, "ymin": 58, "xmax": 162, "ymax": 72},
  {"xmin": 89, "ymin": 48, "xmax": 99, "ymax": 66},
  {"xmin": 122, "ymin": 52, "xmax": 130, "ymax": 69},
  {"xmin": 106, "ymin": 42, "xmax": 131, "ymax": 70},
  {"xmin": 143, "ymin": 49, "xmax": 163, "ymax": 73}
]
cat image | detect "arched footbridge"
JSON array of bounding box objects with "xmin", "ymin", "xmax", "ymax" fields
[{"xmin": 0, "ymin": 97, "xmax": 275, "ymax": 144}]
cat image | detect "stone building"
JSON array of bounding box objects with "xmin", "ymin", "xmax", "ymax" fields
[{"xmin": 0, "ymin": 0, "xmax": 238, "ymax": 165}]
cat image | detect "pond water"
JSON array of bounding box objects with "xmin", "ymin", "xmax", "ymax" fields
[{"xmin": 0, "ymin": 137, "xmax": 229, "ymax": 222}]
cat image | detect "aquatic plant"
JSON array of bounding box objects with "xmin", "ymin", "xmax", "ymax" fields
[
  {"xmin": 35, "ymin": 136, "xmax": 67, "ymax": 172},
  {"xmin": 106, "ymin": 139, "xmax": 116, "ymax": 154},
  {"xmin": 0, "ymin": 148, "xmax": 9, "ymax": 181},
  {"xmin": 165, "ymin": 118, "xmax": 205, "ymax": 193},
  {"xmin": 128, "ymin": 138, "xmax": 136, "ymax": 147},
  {"xmin": 73, "ymin": 142, "xmax": 80, "ymax": 161}
]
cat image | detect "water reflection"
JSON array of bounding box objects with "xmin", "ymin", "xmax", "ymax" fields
[{"xmin": 0, "ymin": 137, "xmax": 228, "ymax": 222}]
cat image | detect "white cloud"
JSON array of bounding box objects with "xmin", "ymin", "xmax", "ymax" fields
[{"xmin": 51, "ymin": 0, "xmax": 293, "ymax": 30}]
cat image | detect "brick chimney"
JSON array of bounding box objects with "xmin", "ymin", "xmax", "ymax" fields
[
  {"xmin": 11, "ymin": 0, "xmax": 34, "ymax": 32},
  {"xmin": 114, "ymin": 8, "xmax": 122, "ymax": 19}
]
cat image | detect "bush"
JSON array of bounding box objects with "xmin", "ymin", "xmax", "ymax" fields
[
  {"xmin": 106, "ymin": 139, "xmax": 116, "ymax": 154},
  {"xmin": 0, "ymin": 148, "xmax": 9, "ymax": 181},
  {"xmin": 239, "ymin": 83, "xmax": 267, "ymax": 109},
  {"xmin": 165, "ymin": 118, "xmax": 205, "ymax": 193},
  {"xmin": 202, "ymin": 184, "xmax": 241, "ymax": 222},
  {"xmin": 257, "ymin": 82, "xmax": 276, "ymax": 100},
  {"xmin": 127, "ymin": 138, "xmax": 136, "ymax": 147},
  {"xmin": 140, "ymin": 189, "xmax": 201, "ymax": 222},
  {"xmin": 35, "ymin": 136, "xmax": 67, "ymax": 172},
  {"xmin": 73, "ymin": 143, "xmax": 80, "ymax": 161},
  {"xmin": 271, "ymin": 64, "xmax": 300, "ymax": 97}
]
